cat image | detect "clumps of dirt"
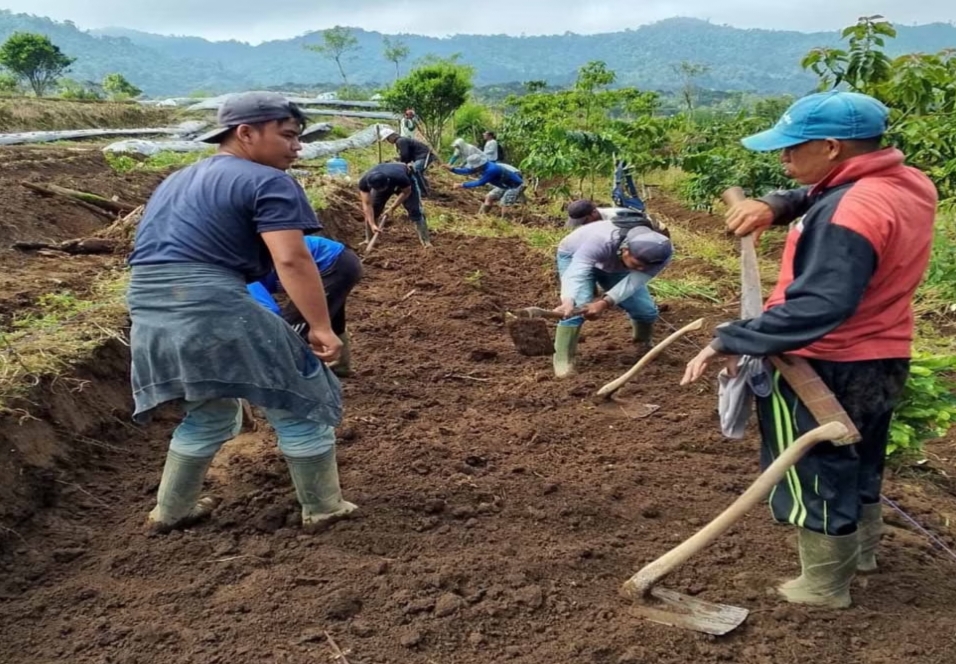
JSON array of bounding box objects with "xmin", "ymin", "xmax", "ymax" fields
[
  {"xmin": 0, "ymin": 147, "xmax": 165, "ymax": 245},
  {"xmin": 506, "ymin": 317, "xmax": 554, "ymax": 356}
]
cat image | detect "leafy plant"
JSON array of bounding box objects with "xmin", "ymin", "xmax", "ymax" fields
[
  {"xmin": 0, "ymin": 32, "xmax": 75, "ymax": 96},
  {"xmin": 305, "ymin": 26, "xmax": 360, "ymax": 86},
  {"xmin": 381, "ymin": 59, "xmax": 473, "ymax": 150},
  {"xmin": 102, "ymin": 73, "xmax": 141, "ymax": 100},
  {"xmin": 889, "ymin": 353, "xmax": 956, "ymax": 457},
  {"xmin": 382, "ymin": 36, "xmax": 410, "ymax": 80}
]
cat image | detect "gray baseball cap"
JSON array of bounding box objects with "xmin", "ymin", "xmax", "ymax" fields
[{"xmin": 196, "ymin": 92, "xmax": 307, "ymax": 143}]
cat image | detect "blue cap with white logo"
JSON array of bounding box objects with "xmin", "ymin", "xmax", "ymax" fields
[{"xmin": 741, "ymin": 91, "xmax": 889, "ymax": 152}]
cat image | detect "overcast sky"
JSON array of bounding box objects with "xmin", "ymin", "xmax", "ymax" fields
[{"xmin": 3, "ymin": 0, "xmax": 953, "ymax": 43}]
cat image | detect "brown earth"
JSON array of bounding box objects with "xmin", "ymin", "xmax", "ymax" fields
[
  {"xmin": 0, "ymin": 146, "xmax": 168, "ymax": 326},
  {"xmin": 1, "ymin": 163, "xmax": 955, "ymax": 664}
]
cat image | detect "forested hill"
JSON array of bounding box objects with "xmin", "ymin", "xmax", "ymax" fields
[{"xmin": 3, "ymin": 10, "xmax": 955, "ymax": 97}]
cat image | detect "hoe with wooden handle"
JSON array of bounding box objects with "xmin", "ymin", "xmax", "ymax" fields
[
  {"xmin": 721, "ymin": 186, "xmax": 861, "ymax": 445},
  {"xmin": 621, "ymin": 420, "xmax": 849, "ymax": 635}
]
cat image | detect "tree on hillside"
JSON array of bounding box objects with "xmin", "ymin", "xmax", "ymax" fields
[
  {"xmin": 381, "ymin": 59, "xmax": 473, "ymax": 149},
  {"xmin": 671, "ymin": 61, "xmax": 710, "ymax": 113},
  {"xmin": 102, "ymin": 73, "xmax": 141, "ymax": 99},
  {"xmin": 383, "ymin": 36, "xmax": 410, "ymax": 80},
  {"xmin": 305, "ymin": 26, "xmax": 360, "ymax": 86},
  {"xmin": 0, "ymin": 32, "xmax": 75, "ymax": 97}
]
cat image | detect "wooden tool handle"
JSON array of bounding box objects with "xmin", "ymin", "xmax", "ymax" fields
[
  {"xmin": 596, "ymin": 318, "xmax": 705, "ymax": 397},
  {"xmin": 769, "ymin": 355, "xmax": 862, "ymax": 446},
  {"xmin": 722, "ymin": 187, "xmax": 763, "ymax": 319},
  {"xmin": 621, "ymin": 420, "xmax": 848, "ymax": 599}
]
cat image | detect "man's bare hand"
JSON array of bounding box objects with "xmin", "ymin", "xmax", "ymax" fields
[
  {"xmin": 681, "ymin": 345, "xmax": 740, "ymax": 385},
  {"xmin": 726, "ymin": 199, "xmax": 774, "ymax": 239},
  {"xmin": 553, "ymin": 300, "xmax": 576, "ymax": 318},
  {"xmin": 308, "ymin": 328, "xmax": 343, "ymax": 363},
  {"xmin": 582, "ymin": 299, "xmax": 611, "ymax": 321}
]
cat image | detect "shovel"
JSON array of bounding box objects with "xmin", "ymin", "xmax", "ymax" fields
[
  {"xmin": 621, "ymin": 420, "xmax": 848, "ymax": 635},
  {"xmin": 505, "ymin": 306, "xmax": 584, "ymax": 357}
]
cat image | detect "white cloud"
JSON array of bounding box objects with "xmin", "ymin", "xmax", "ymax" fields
[{"xmin": 2, "ymin": 0, "xmax": 953, "ymax": 43}]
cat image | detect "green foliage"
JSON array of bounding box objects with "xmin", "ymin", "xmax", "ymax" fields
[
  {"xmin": 102, "ymin": 72, "xmax": 141, "ymax": 99},
  {"xmin": 889, "ymin": 353, "xmax": 956, "ymax": 457},
  {"xmin": 0, "ymin": 31, "xmax": 75, "ymax": 96},
  {"xmin": 453, "ymin": 102, "xmax": 493, "ymax": 146},
  {"xmin": 305, "ymin": 26, "xmax": 360, "ymax": 86},
  {"xmin": 0, "ymin": 72, "xmax": 17, "ymax": 93},
  {"xmin": 382, "ymin": 36, "xmax": 410, "ymax": 80},
  {"xmin": 105, "ymin": 150, "xmax": 210, "ymax": 174},
  {"xmin": 802, "ymin": 15, "xmax": 956, "ymax": 201},
  {"xmin": 501, "ymin": 61, "xmax": 668, "ymax": 197},
  {"xmin": 381, "ymin": 59, "xmax": 473, "ymax": 149},
  {"xmin": 57, "ymin": 78, "xmax": 101, "ymax": 101}
]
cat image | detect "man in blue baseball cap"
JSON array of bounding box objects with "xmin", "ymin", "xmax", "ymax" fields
[{"xmin": 681, "ymin": 91, "xmax": 938, "ymax": 609}]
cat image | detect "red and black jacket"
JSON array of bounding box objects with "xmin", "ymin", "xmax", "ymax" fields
[{"xmin": 714, "ymin": 148, "xmax": 938, "ymax": 361}]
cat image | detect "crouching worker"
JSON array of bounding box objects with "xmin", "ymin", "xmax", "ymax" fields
[
  {"xmin": 443, "ymin": 154, "xmax": 527, "ymax": 215},
  {"xmin": 552, "ymin": 219, "xmax": 673, "ymax": 377},
  {"xmin": 248, "ymin": 235, "xmax": 363, "ymax": 377},
  {"xmin": 128, "ymin": 92, "xmax": 357, "ymax": 534},
  {"xmin": 358, "ymin": 161, "xmax": 431, "ymax": 247}
]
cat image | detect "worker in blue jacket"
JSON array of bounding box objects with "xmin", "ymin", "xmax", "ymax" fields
[
  {"xmin": 444, "ymin": 153, "xmax": 527, "ymax": 214},
  {"xmin": 248, "ymin": 235, "xmax": 362, "ymax": 377}
]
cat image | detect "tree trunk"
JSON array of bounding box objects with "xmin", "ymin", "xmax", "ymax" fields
[
  {"xmin": 335, "ymin": 57, "xmax": 349, "ymax": 86},
  {"xmin": 394, "ymin": 61, "xmax": 400, "ymax": 80}
]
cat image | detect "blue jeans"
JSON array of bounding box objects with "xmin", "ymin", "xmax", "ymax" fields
[
  {"xmin": 556, "ymin": 253, "xmax": 658, "ymax": 327},
  {"xmin": 169, "ymin": 398, "xmax": 336, "ymax": 459}
]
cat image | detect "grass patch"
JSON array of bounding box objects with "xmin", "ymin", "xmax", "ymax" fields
[
  {"xmin": 105, "ymin": 150, "xmax": 212, "ymax": 174},
  {"xmin": 0, "ymin": 270, "xmax": 130, "ymax": 410}
]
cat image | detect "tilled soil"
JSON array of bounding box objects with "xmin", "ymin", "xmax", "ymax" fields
[
  {"xmin": 0, "ymin": 147, "xmax": 167, "ymax": 327},
  {"xmin": 1, "ymin": 185, "xmax": 956, "ymax": 664}
]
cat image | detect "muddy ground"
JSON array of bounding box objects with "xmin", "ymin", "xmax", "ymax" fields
[{"xmin": 1, "ymin": 150, "xmax": 956, "ymax": 664}]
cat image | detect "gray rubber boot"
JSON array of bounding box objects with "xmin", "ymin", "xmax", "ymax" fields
[
  {"xmin": 778, "ymin": 528, "xmax": 858, "ymax": 608},
  {"xmin": 553, "ymin": 325, "xmax": 582, "ymax": 378},
  {"xmin": 857, "ymin": 502, "xmax": 883, "ymax": 573},
  {"xmin": 285, "ymin": 449, "xmax": 358, "ymax": 532},
  {"xmin": 147, "ymin": 450, "xmax": 219, "ymax": 533},
  {"xmin": 329, "ymin": 329, "xmax": 352, "ymax": 378},
  {"xmin": 415, "ymin": 220, "xmax": 432, "ymax": 247}
]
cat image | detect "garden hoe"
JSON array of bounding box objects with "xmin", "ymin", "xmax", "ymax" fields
[
  {"xmin": 504, "ymin": 306, "xmax": 584, "ymax": 357},
  {"xmin": 721, "ymin": 186, "xmax": 861, "ymax": 444},
  {"xmin": 620, "ymin": 420, "xmax": 849, "ymax": 635}
]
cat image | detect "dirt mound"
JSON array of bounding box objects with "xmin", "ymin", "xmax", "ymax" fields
[
  {"xmin": 0, "ymin": 147, "xmax": 167, "ymax": 327},
  {"xmin": 1, "ymin": 209, "xmax": 955, "ymax": 664}
]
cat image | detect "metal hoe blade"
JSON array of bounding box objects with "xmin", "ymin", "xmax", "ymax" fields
[{"xmin": 630, "ymin": 587, "xmax": 749, "ymax": 636}]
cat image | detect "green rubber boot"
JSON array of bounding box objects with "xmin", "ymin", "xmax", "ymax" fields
[
  {"xmin": 778, "ymin": 528, "xmax": 858, "ymax": 608},
  {"xmin": 147, "ymin": 450, "xmax": 220, "ymax": 533},
  {"xmin": 553, "ymin": 325, "xmax": 582, "ymax": 378},
  {"xmin": 631, "ymin": 320, "xmax": 655, "ymax": 350},
  {"xmin": 285, "ymin": 449, "xmax": 359, "ymax": 532},
  {"xmin": 329, "ymin": 329, "xmax": 352, "ymax": 378},
  {"xmin": 857, "ymin": 502, "xmax": 883, "ymax": 573}
]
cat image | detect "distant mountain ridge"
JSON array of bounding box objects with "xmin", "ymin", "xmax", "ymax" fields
[{"xmin": 2, "ymin": 10, "xmax": 955, "ymax": 97}]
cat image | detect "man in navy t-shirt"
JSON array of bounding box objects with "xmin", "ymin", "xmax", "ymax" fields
[
  {"xmin": 358, "ymin": 161, "xmax": 431, "ymax": 247},
  {"xmin": 128, "ymin": 91, "xmax": 357, "ymax": 535}
]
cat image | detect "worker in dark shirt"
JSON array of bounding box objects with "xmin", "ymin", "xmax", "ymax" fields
[
  {"xmin": 381, "ymin": 127, "xmax": 438, "ymax": 197},
  {"xmin": 128, "ymin": 92, "xmax": 357, "ymax": 534},
  {"xmin": 358, "ymin": 161, "xmax": 431, "ymax": 247},
  {"xmin": 680, "ymin": 91, "xmax": 938, "ymax": 609}
]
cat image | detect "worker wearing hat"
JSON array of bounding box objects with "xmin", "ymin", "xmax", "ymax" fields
[
  {"xmin": 551, "ymin": 219, "xmax": 673, "ymax": 377},
  {"xmin": 130, "ymin": 91, "xmax": 357, "ymax": 534},
  {"xmin": 681, "ymin": 91, "xmax": 938, "ymax": 609}
]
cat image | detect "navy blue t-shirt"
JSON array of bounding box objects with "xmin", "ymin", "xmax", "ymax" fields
[{"xmin": 129, "ymin": 154, "xmax": 321, "ymax": 281}]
